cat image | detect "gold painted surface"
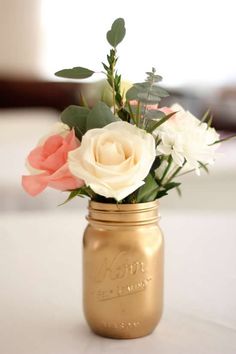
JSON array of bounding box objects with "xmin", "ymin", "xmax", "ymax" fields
[{"xmin": 83, "ymin": 200, "xmax": 164, "ymax": 339}]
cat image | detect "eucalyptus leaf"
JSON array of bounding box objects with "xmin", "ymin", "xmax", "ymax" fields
[
  {"xmin": 136, "ymin": 174, "xmax": 159, "ymax": 203},
  {"xmin": 133, "ymin": 82, "xmax": 150, "ymax": 89},
  {"xmin": 86, "ymin": 102, "xmax": 119, "ymax": 130},
  {"xmin": 146, "ymin": 111, "xmax": 177, "ymax": 133},
  {"xmin": 150, "ymin": 85, "xmax": 169, "ymax": 97},
  {"xmin": 55, "ymin": 66, "xmax": 95, "ymax": 79},
  {"xmin": 146, "ymin": 74, "xmax": 163, "ymax": 83},
  {"xmin": 61, "ymin": 105, "xmax": 90, "ymax": 140},
  {"xmin": 126, "ymin": 86, "xmax": 140, "ymax": 101},
  {"xmin": 126, "ymin": 82, "xmax": 169, "ymax": 103},
  {"xmin": 145, "ymin": 110, "xmax": 166, "ymax": 120},
  {"xmin": 106, "ymin": 18, "xmax": 126, "ymax": 48},
  {"xmin": 137, "ymin": 92, "xmax": 162, "ymax": 104}
]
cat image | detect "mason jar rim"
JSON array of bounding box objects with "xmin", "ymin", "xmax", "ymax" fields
[
  {"xmin": 89, "ymin": 200, "xmax": 159, "ymax": 212},
  {"xmin": 87, "ymin": 200, "xmax": 159, "ymax": 226}
]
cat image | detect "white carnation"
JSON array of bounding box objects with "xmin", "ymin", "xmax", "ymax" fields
[{"xmin": 156, "ymin": 104, "xmax": 220, "ymax": 174}]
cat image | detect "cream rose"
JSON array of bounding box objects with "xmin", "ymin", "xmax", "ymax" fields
[{"xmin": 68, "ymin": 121, "xmax": 156, "ymax": 201}]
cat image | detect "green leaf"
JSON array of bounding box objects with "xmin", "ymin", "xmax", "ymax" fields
[
  {"xmin": 210, "ymin": 133, "xmax": 236, "ymax": 145},
  {"xmin": 150, "ymin": 157, "xmax": 162, "ymax": 177},
  {"xmin": 137, "ymin": 92, "xmax": 162, "ymax": 104},
  {"xmin": 164, "ymin": 182, "xmax": 181, "ymax": 191},
  {"xmin": 176, "ymin": 186, "xmax": 182, "ymax": 197},
  {"xmin": 200, "ymin": 108, "xmax": 210, "ymax": 123},
  {"xmin": 86, "ymin": 102, "xmax": 119, "ymax": 130},
  {"xmin": 155, "ymin": 182, "xmax": 181, "ymax": 199},
  {"xmin": 145, "ymin": 73, "xmax": 163, "ymax": 83},
  {"xmin": 106, "ymin": 18, "xmax": 126, "ymax": 48},
  {"xmin": 61, "ymin": 105, "xmax": 90, "ymax": 140},
  {"xmin": 156, "ymin": 189, "xmax": 168, "ymax": 199},
  {"xmin": 135, "ymin": 82, "xmax": 168, "ymax": 96},
  {"xmin": 58, "ymin": 187, "xmax": 94, "ymax": 206},
  {"xmin": 198, "ymin": 161, "xmax": 209, "ymax": 174},
  {"xmin": 55, "ymin": 66, "xmax": 95, "ymax": 79},
  {"xmin": 126, "ymin": 82, "xmax": 169, "ymax": 104},
  {"xmin": 151, "ymin": 85, "xmax": 169, "ymax": 97},
  {"xmin": 58, "ymin": 189, "xmax": 84, "ymax": 206},
  {"xmin": 146, "ymin": 111, "xmax": 177, "ymax": 133},
  {"xmin": 207, "ymin": 114, "xmax": 213, "ymax": 128},
  {"xmin": 136, "ymin": 174, "xmax": 159, "ymax": 203},
  {"xmin": 126, "ymin": 86, "xmax": 140, "ymax": 101},
  {"xmin": 145, "ymin": 110, "xmax": 166, "ymax": 120},
  {"xmin": 102, "ymin": 62, "xmax": 109, "ymax": 71}
]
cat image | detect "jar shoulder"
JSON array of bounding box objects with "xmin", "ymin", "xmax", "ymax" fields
[{"xmin": 83, "ymin": 223, "xmax": 164, "ymax": 252}]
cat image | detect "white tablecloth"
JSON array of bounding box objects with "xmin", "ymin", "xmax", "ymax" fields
[
  {"xmin": 0, "ymin": 209, "xmax": 236, "ymax": 354},
  {"xmin": 0, "ymin": 108, "xmax": 236, "ymax": 353}
]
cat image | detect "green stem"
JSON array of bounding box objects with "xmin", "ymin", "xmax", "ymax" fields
[
  {"xmin": 127, "ymin": 101, "xmax": 136, "ymax": 124},
  {"xmin": 177, "ymin": 162, "xmax": 209, "ymax": 177},
  {"xmin": 159, "ymin": 156, "xmax": 172, "ymax": 184},
  {"xmin": 111, "ymin": 59, "xmax": 116, "ymax": 115},
  {"xmin": 80, "ymin": 93, "xmax": 89, "ymax": 108},
  {"xmin": 165, "ymin": 164, "xmax": 185, "ymax": 184},
  {"xmin": 155, "ymin": 137, "xmax": 161, "ymax": 147},
  {"xmin": 142, "ymin": 75, "xmax": 155, "ymax": 129}
]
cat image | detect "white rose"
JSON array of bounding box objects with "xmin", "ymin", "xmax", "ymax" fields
[{"xmin": 68, "ymin": 121, "xmax": 156, "ymax": 201}]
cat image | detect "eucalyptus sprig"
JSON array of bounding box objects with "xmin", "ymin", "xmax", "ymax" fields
[
  {"xmin": 55, "ymin": 18, "xmax": 126, "ymax": 114},
  {"xmin": 126, "ymin": 68, "xmax": 169, "ymax": 107}
]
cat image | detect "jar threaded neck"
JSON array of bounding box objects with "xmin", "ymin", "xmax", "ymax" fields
[{"xmin": 87, "ymin": 200, "xmax": 159, "ymax": 226}]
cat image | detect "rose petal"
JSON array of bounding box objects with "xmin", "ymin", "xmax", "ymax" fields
[
  {"xmin": 48, "ymin": 164, "xmax": 84, "ymax": 191},
  {"xmin": 22, "ymin": 173, "xmax": 49, "ymax": 196}
]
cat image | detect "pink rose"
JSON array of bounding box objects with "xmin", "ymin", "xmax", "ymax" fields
[{"xmin": 22, "ymin": 128, "xmax": 84, "ymax": 196}]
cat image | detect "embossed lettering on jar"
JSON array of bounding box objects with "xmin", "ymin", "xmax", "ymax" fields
[{"xmin": 83, "ymin": 200, "xmax": 164, "ymax": 339}]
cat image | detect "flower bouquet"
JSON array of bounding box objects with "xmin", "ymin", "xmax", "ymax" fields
[{"xmin": 22, "ymin": 18, "xmax": 232, "ymax": 339}]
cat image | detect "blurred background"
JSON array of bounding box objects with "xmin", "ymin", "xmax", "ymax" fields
[{"xmin": 0, "ymin": 0, "xmax": 235, "ymax": 212}]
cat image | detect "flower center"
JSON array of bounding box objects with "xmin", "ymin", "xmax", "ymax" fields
[{"xmin": 97, "ymin": 141, "xmax": 125, "ymax": 165}]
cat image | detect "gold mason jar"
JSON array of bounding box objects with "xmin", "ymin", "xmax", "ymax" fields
[{"xmin": 83, "ymin": 200, "xmax": 164, "ymax": 339}]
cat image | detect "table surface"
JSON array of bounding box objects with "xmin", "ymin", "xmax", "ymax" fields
[
  {"xmin": 0, "ymin": 109, "xmax": 236, "ymax": 353},
  {"xmin": 1, "ymin": 209, "xmax": 236, "ymax": 354}
]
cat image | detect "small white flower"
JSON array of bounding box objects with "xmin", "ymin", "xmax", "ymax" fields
[
  {"xmin": 38, "ymin": 122, "xmax": 70, "ymax": 146},
  {"xmin": 68, "ymin": 121, "xmax": 156, "ymax": 201},
  {"xmin": 49, "ymin": 122, "xmax": 70, "ymax": 137}
]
